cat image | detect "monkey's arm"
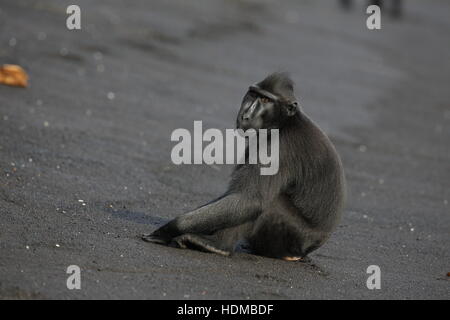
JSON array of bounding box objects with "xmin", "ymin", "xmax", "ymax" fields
[{"xmin": 145, "ymin": 193, "xmax": 260, "ymax": 244}]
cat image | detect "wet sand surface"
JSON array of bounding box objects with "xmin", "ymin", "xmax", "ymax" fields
[{"xmin": 0, "ymin": 0, "xmax": 449, "ymax": 299}]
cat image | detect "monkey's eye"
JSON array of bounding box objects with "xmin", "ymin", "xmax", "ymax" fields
[
  {"xmin": 246, "ymin": 92, "xmax": 256, "ymax": 100},
  {"xmin": 260, "ymin": 97, "xmax": 270, "ymax": 104}
]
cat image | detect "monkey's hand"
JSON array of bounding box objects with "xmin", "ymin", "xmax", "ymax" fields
[{"xmin": 142, "ymin": 222, "xmax": 178, "ymax": 245}]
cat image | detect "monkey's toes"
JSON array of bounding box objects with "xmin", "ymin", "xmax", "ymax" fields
[{"xmin": 282, "ymin": 256, "xmax": 313, "ymax": 263}]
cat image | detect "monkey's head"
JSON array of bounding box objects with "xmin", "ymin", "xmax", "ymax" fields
[{"xmin": 237, "ymin": 72, "xmax": 299, "ymax": 131}]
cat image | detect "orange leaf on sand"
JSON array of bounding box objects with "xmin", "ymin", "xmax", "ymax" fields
[{"xmin": 0, "ymin": 64, "xmax": 28, "ymax": 88}]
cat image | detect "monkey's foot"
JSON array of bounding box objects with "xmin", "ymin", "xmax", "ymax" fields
[
  {"xmin": 172, "ymin": 234, "xmax": 231, "ymax": 256},
  {"xmin": 282, "ymin": 256, "xmax": 312, "ymax": 263}
]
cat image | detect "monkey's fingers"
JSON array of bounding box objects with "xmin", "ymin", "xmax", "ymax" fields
[
  {"xmin": 172, "ymin": 236, "xmax": 188, "ymax": 249},
  {"xmin": 141, "ymin": 233, "xmax": 170, "ymax": 244}
]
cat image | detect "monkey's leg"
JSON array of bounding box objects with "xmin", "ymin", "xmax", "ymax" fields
[
  {"xmin": 171, "ymin": 234, "xmax": 231, "ymax": 256},
  {"xmin": 248, "ymin": 197, "xmax": 326, "ymax": 260},
  {"xmin": 144, "ymin": 194, "xmax": 260, "ymax": 245}
]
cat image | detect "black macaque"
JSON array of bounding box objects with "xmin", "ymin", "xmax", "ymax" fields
[{"xmin": 143, "ymin": 73, "xmax": 346, "ymax": 261}]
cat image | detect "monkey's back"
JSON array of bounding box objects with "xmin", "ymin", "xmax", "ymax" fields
[{"xmin": 282, "ymin": 113, "xmax": 346, "ymax": 234}]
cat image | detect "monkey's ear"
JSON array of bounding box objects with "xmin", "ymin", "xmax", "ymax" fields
[{"xmin": 286, "ymin": 101, "xmax": 298, "ymax": 116}]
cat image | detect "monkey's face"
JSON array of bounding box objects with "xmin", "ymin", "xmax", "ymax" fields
[
  {"xmin": 237, "ymin": 85, "xmax": 297, "ymax": 131},
  {"xmin": 237, "ymin": 90, "xmax": 276, "ymax": 131}
]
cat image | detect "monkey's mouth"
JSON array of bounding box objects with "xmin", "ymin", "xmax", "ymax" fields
[
  {"xmin": 237, "ymin": 119, "xmax": 259, "ymax": 132},
  {"xmin": 237, "ymin": 119, "xmax": 249, "ymax": 130}
]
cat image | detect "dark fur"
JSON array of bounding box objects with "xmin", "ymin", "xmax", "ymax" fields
[{"xmin": 143, "ymin": 73, "xmax": 345, "ymax": 259}]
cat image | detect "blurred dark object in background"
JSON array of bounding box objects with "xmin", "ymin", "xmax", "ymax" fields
[{"xmin": 340, "ymin": 0, "xmax": 402, "ymax": 18}]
